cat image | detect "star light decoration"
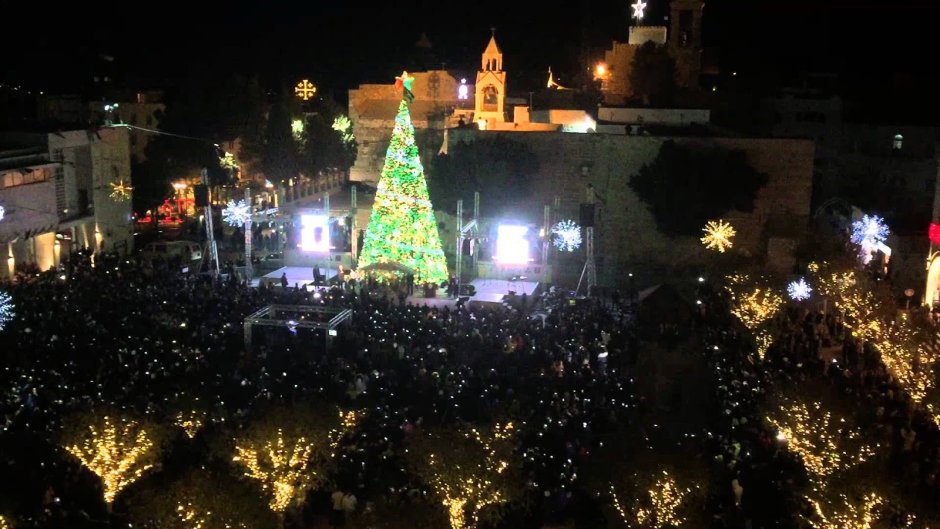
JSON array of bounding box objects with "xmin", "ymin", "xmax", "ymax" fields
[
  {"xmin": 222, "ymin": 199, "xmax": 252, "ymax": 227},
  {"xmin": 701, "ymin": 219, "xmax": 736, "ymax": 253},
  {"xmin": 787, "ymin": 277, "xmax": 813, "ymax": 301},
  {"xmin": 64, "ymin": 415, "xmax": 157, "ymax": 505},
  {"xmin": 0, "ymin": 290, "xmax": 13, "ymax": 332},
  {"xmin": 109, "ymin": 179, "xmax": 133, "ymax": 202},
  {"xmin": 631, "ymin": 0, "xmax": 648, "ymax": 21},
  {"xmin": 551, "ymin": 219, "xmax": 582, "ymax": 251}
]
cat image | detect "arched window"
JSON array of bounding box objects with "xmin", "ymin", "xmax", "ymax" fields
[
  {"xmin": 893, "ymin": 134, "xmax": 903, "ymax": 150},
  {"xmin": 482, "ymin": 85, "xmax": 498, "ymax": 110}
]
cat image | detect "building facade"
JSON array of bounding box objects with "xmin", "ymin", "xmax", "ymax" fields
[{"xmin": 0, "ymin": 127, "xmax": 133, "ymax": 279}]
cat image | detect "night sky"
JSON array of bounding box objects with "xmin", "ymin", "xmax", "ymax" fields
[{"xmin": 2, "ymin": 0, "xmax": 938, "ymax": 99}]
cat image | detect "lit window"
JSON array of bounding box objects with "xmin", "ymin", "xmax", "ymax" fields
[{"xmin": 893, "ymin": 134, "xmax": 903, "ymax": 150}]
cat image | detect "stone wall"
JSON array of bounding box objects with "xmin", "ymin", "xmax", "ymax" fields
[{"xmin": 447, "ymin": 130, "xmax": 814, "ymax": 285}]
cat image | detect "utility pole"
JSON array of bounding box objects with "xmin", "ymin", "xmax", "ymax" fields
[{"xmin": 202, "ymin": 168, "xmax": 220, "ymax": 277}]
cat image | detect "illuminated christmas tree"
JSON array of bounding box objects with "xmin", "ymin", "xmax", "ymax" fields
[{"xmin": 358, "ymin": 71, "xmax": 449, "ymax": 284}]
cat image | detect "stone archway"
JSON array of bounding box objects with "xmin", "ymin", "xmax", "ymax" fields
[{"xmin": 925, "ymin": 252, "xmax": 940, "ymax": 307}]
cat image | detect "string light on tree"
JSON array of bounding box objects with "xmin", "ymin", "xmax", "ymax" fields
[
  {"xmin": 358, "ymin": 73, "xmax": 448, "ymax": 284},
  {"xmin": 409, "ymin": 422, "xmax": 519, "ymax": 529},
  {"xmin": 234, "ymin": 428, "xmax": 315, "ymax": 512},
  {"xmin": 0, "ymin": 290, "xmax": 13, "ymax": 331},
  {"xmin": 724, "ymin": 274, "xmax": 784, "ymax": 358},
  {"xmin": 610, "ymin": 471, "xmax": 693, "ymax": 529},
  {"xmin": 0, "ymin": 515, "xmax": 9, "ymax": 529},
  {"xmin": 788, "ymin": 277, "xmax": 813, "ymax": 301},
  {"xmin": 233, "ymin": 408, "xmax": 361, "ymax": 513},
  {"xmin": 765, "ymin": 400, "xmax": 875, "ymax": 479},
  {"xmin": 63, "ymin": 415, "xmax": 158, "ymax": 505},
  {"xmin": 551, "ymin": 219, "xmax": 582, "ymax": 251},
  {"xmin": 222, "ymin": 199, "xmax": 252, "ymax": 227},
  {"xmin": 701, "ymin": 219, "xmax": 736, "ymax": 253},
  {"xmin": 174, "ymin": 410, "xmax": 206, "ymax": 439},
  {"xmin": 806, "ymin": 492, "xmax": 885, "ymax": 529},
  {"xmin": 109, "ymin": 179, "xmax": 133, "ymax": 202}
]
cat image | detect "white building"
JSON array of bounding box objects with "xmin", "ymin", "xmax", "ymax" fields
[{"xmin": 0, "ymin": 127, "xmax": 133, "ymax": 279}]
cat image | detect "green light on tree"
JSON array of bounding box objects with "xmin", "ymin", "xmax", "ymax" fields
[{"xmin": 358, "ymin": 86, "xmax": 448, "ymax": 284}]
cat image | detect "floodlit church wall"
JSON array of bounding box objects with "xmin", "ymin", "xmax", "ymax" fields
[{"xmin": 448, "ymin": 130, "xmax": 813, "ymax": 282}]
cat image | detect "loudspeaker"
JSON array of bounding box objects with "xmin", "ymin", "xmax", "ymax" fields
[
  {"xmin": 194, "ymin": 185, "xmax": 209, "ymax": 207},
  {"xmin": 580, "ymin": 203, "xmax": 595, "ymax": 227}
]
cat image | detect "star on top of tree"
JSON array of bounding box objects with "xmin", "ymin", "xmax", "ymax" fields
[
  {"xmin": 395, "ymin": 71, "xmax": 415, "ymax": 92},
  {"xmin": 631, "ymin": 0, "xmax": 648, "ymax": 21}
]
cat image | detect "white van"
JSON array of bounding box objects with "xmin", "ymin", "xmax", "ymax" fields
[{"xmin": 140, "ymin": 241, "xmax": 203, "ymax": 264}]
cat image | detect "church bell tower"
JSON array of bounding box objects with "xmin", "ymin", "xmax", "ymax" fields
[{"xmin": 474, "ymin": 29, "xmax": 507, "ymax": 127}]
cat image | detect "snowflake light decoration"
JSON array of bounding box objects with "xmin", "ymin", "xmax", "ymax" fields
[
  {"xmin": 787, "ymin": 277, "xmax": 813, "ymax": 301},
  {"xmin": 701, "ymin": 219, "xmax": 736, "ymax": 253},
  {"xmin": 551, "ymin": 219, "xmax": 582, "ymax": 251},
  {"xmin": 850, "ymin": 214, "xmax": 889, "ymax": 247},
  {"xmin": 0, "ymin": 290, "xmax": 13, "ymax": 331},
  {"xmin": 109, "ymin": 179, "xmax": 133, "ymax": 202},
  {"xmin": 332, "ymin": 115, "xmax": 355, "ymax": 144},
  {"xmin": 222, "ymin": 199, "xmax": 252, "ymax": 227}
]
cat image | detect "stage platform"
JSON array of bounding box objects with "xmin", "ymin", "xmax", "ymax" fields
[
  {"xmin": 255, "ymin": 266, "xmax": 337, "ymax": 289},
  {"xmin": 407, "ymin": 278, "xmax": 541, "ymax": 308}
]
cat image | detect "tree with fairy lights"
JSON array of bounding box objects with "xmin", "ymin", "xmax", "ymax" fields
[
  {"xmin": 407, "ymin": 422, "xmax": 521, "ymax": 529},
  {"xmin": 62, "ymin": 412, "xmax": 163, "ymax": 509},
  {"xmin": 231, "ymin": 405, "xmax": 362, "ymax": 514},
  {"xmin": 126, "ymin": 469, "xmax": 278, "ymax": 529},
  {"xmin": 358, "ymin": 71, "xmax": 449, "ymax": 284}
]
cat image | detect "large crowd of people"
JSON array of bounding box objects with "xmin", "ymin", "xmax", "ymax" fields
[{"xmin": 0, "ymin": 250, "xmax": 937, "ymax": 528}]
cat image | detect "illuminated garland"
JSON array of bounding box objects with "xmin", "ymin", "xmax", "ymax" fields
[
  {"xmin": 64, "ymin": 415, "xmax": 157, "ymax": 505},
  {"xmin": 358, "ymin": 97, "xmax": 448, "ymax": 284},
  {"xmin": 701, "ymin": 219, "xmax": 736, "ymax": 253},
  {"xmin": 766, "ymin": 400, "xmax": 875, "ymax": 479}
]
